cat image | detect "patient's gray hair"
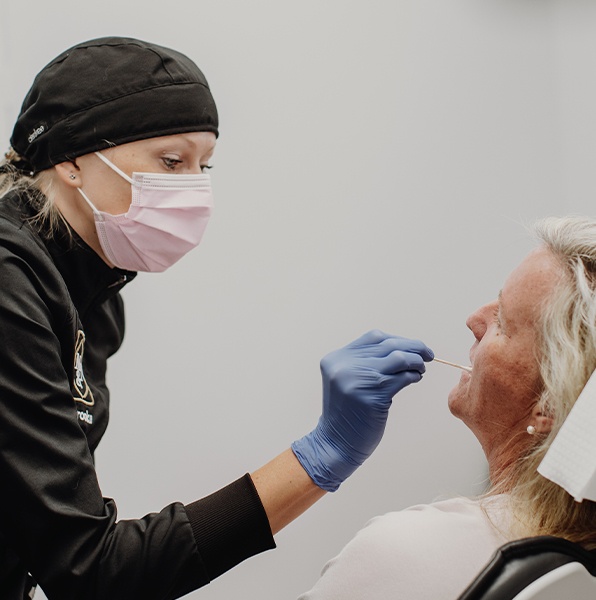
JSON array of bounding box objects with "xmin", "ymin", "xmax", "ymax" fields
[{"xmin": 498, "ymin": 216, "xmax": 596, "ymax": 549}]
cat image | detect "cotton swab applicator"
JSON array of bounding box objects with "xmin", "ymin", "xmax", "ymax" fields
[{"xmin": 433, "ymin": 358, "xmax": 473, "ymax": 373}]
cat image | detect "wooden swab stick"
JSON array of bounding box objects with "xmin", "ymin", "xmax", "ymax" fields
[{"xmin": 433, "ymin": 357, "xmax": 473, "ymax": 373}]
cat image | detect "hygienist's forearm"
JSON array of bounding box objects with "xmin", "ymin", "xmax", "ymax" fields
[{"xmin": 251, "ymin": 449, "xmax": 326, "ymax": 535}]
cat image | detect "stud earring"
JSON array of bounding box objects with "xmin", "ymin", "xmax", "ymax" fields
[
  {"xmin": 527, "ymin": 425, "xmax": 536, "ymax": 435},
  {"xmin": 69, "ymin": 174, "xmax": 76, "ymax": 180}
]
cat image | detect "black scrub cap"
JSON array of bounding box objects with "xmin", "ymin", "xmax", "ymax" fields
[{"xmin": 10, "ymin": 36, "xmax": 219, "ymax": 173}]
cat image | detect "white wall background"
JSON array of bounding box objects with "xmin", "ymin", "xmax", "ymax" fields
[{"xmin": 2, "ymin": 1, "xmax": 596, "ymax": 598}]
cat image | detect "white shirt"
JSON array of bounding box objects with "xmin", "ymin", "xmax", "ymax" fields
[{"xmin": 298, "ymin": 495, "xmax": 510, "ymax": 600}]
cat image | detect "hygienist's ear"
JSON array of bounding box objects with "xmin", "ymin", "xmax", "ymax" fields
[
  {"xmin": 530, "ymin": 404, "xmax": 554, "ymax": 435},
  {"xmin": 54, "ymin": 161, "xmax": 82, "ymax": 188}
]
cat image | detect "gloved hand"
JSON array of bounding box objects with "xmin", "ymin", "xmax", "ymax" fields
[{"xmin": 291, "ymin": 330, "xmax": 434, "ymax": 492}]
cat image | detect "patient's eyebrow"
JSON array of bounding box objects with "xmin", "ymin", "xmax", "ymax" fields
[{"xmin": 497, "ymin": 290, "xmax": 505, "ymax": 326}]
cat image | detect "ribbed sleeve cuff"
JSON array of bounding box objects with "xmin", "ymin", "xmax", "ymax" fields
[{"xmin": 184, "ymin": 474, "xmax": 276, "ymax": 581}]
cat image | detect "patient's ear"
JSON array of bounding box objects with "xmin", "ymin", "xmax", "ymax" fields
[{"xmin": 530, "ymin": 404, "xmax": 554, "ymax": 435}]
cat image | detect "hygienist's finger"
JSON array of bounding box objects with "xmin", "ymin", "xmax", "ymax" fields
[
  {"xmin": 374, "ymin": 350, "xmax": 427, "ymax": 376},
  {"xmin": 377, "ymin": 336, "xmax": 434, "ymax": 361}
]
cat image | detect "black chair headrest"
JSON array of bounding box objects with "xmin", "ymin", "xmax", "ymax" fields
[{"xmin": 458, "ymin": 536, "xmax": 596, "ymax": 600}]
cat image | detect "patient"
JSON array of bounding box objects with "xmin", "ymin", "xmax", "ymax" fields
[{"xmin": 298, "ymin": 216, "xmax": 596, "ymax": 599}]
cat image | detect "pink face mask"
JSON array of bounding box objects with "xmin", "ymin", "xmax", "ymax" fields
[{"xmin": 77, "ymin": 152, "xmax": 213, "ymax": 272}]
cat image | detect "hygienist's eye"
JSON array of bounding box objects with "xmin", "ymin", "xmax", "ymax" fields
[
  {"xmin": 162, "ymin": 157, "xmax": 182, "ymax": 170},
  {"xmin": 201, "ymin": 164, "xmax": 213, "ymax": 174}
]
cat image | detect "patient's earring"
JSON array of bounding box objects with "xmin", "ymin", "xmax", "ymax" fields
[
  {"xmin": 527, "ymin": 425, "xmax": 536, "ymax": 435},
  {"xmin": 69, "ymin": 174, "xmax": 76, "ymax": 180}
]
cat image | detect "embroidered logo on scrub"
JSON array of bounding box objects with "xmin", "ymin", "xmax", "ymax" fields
[{"xmin": 73, "ymin": 329, "xmax": 95, "ymax": 425}]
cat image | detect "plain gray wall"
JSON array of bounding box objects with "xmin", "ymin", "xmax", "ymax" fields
[{"xmin": 3, "ymin": 1, "xmax": 596, "ymax": 598}]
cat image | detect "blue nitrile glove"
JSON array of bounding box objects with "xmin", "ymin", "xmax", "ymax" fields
[{"xmin": 291, "ymin": 330, "xmax": 434, "ymax": 492}]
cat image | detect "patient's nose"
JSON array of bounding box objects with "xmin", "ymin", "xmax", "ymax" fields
[{"xmin": 466, "ymin": 301, "xmax": 496, "ymax": 341}]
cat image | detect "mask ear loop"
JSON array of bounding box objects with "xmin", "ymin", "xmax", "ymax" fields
[
  {"xmin": 76, "ymin": 187, "xmax": 103, "ymax": 218},
  {"xmin": 78, "ymin": 152, "xmax": 135, "ymax": 217},
  {"xmin": 75, "ymin": 152, "xmax": 130, "ymax": 219},
  {"xmin": 94, "ymin": 151, "xmax": 134, "ymax": 184}
]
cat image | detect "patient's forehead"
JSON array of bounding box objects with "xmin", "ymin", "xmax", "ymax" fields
[{"xmin": 500, "ymin": 247, "xmax": 563, "ymax": 328}]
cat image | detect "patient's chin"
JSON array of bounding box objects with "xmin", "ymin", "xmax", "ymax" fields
[{"xmin": 447, "ymin": 381, "xmax": 469, "ymax": 419}]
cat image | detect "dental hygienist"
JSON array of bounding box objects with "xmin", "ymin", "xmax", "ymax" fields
[{"xmin": 0, "ymin": 37, "xmax": 433, "ymax": 599}]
